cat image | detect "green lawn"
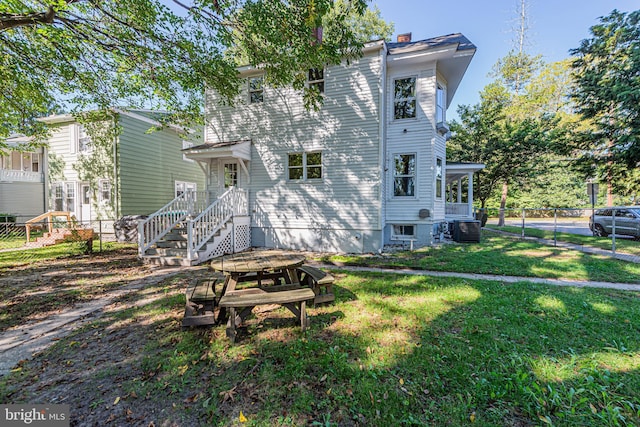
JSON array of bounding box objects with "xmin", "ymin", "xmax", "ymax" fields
[
  {"xmin": 3, "ymin": 270, "xmax": 639, "ymax": 426},
  {"xmin": 484, "ymin": 225, "xmax": 640, "ymax": 257},
  {"xmin": 317, "ymin": 233, "xmax": 640, "ymax": 284}
]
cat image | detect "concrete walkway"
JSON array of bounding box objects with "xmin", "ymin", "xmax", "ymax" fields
[
  {"xmin": 314, "ymin": 264, "xmax": 640, "ymax": 291},
  {"xmin": 0, "ymin": 266, "xmax": 183, "ymax": 377}
]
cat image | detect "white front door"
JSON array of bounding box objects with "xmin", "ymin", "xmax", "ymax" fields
[{"xmin": 80, "ymin": 183, "xmax": 92, "ymax": 224}]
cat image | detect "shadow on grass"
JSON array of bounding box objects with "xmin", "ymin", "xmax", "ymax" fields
[{"xmin": 3, "ymin": 267, "xmax": 640, "ymax": 426}]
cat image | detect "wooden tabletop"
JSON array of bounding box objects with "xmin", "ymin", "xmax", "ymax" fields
[{"xmin": 210, "ymin": 250, "xmax": 306, "ymax": 273}]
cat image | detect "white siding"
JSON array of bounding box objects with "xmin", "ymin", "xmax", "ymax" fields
[
  {"xmin": 205, "ymin": 49, "xmax": 384, "ymax": 252},
  {"xmin": 0, "ymin": 182, "xmax": 45, "ymax": 222},
  {"xmin": 385, "ymin": 62, "xmax": 438, "ymax": 224}
]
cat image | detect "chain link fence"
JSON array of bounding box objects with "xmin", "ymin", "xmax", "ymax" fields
[
  {"xmin": 0, "ymin": 218, "xmax": 134, "ymax": 266},
  {"xmin": 479, "ymin": 207, "xmax": 640, "ymax": 263}
]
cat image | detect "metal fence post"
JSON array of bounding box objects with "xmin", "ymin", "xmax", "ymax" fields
[
  {"xmin": 521, "ymin": 208, "xmax": 526, "ymax": 238},
  {"xmin": 553, "ymin": 208, "xmax": 557, "ymax": 247},
  {"xmin": 99, "ymin": 220, "xmax": 103, "ymax": 252},
  {"xmin": 612, "ymin": 208, "xmax": 616, "ymax": 254}
]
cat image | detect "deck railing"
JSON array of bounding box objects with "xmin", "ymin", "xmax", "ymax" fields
[
  {"xmin": 137, "ymin": 190, "xmax": 208, "ymax": 256},
  {"xmin": 0, "ymin": 169, "xmax": 43, "ymax": 182},
  {"xmin": 186, "ymin": 187, "xmax": 248, "ymax": 261},
  {"xmin": 446, "ymin": 202, "xmax": 472, "ymax": 217},
  {"xmin": 25, "ymin": 211, "xmax": 74, "ymax": 242}
]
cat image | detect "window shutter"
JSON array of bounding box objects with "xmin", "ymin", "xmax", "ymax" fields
[{"xmin": 69, "ymin": 124, "xmax": 78, "ymax": 154}]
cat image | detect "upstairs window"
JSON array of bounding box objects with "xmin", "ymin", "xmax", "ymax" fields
[
  {"xmin": 394, "ymin": 77, "xmax": 416, "ymax": 119},
  {"xmin": 78, "ymin": 125, "xmax": 92, "ymax": 153},
  {"xmin": 288, "ymin": 151, "xmax": 322, "ymax": 181},
  {"xmin": 393, "ymin": 154, "xmax": 416, "ymax": 197},
  {"xmin": 248, "ymin": 76, "xmax": 264, "ymax": 103},
  {"xmin": 436, "ymin": 83, "xmax": 446, "ymax": 123},
  {"xmin": 308, "ymin": 68, "xmax": 324, "ymax": 94}
]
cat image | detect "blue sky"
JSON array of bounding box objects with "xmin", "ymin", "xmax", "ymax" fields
[{"xmin": 371, "ymin": 0, "xmax": 640, "ymax": 119}]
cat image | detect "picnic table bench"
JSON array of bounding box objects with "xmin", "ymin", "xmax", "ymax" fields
[
  {"xmin": 218, "ymin": 287, "xmax": 315, "ymax": 343},
  {"xmin": 182, "ymin": 279, "xmax": 218, "ymax": 327},
  {"xmin": 297, "ymin": 265, "xmax": 335, "ymax": 305}
]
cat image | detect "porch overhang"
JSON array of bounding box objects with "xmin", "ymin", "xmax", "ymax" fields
[
  {"xmin": 446, "ymin": 162, "xmax": 484, "ymax": 184},
  {"xmin": 182, "ymin": 139, "xmax": 251, "ymax": 162}
]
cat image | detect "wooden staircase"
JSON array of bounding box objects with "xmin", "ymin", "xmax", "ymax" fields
[{"xmin": 141, "ymin": 218, "xmax": 236, "ymax": 266}]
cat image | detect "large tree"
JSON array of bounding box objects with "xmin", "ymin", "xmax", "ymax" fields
[
  {"xmin": 570, "ymin": 9, "xmax": 640, "ymax": 205},
  {"xmin": 0, "ymin": 0, "xmax": 369, "ymax": 147}
]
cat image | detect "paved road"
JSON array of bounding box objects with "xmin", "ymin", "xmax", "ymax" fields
[{"xmin": 488, "ymin": 219, "xmax": 635, "ymax": 239}]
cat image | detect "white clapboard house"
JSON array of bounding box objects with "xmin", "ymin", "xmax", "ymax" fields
[{"xmin": 139, "ymin": 33, "xmax": 483, "ymax": 265}]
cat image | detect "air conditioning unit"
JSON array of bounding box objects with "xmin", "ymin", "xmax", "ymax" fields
[{"xmin": 452, "ymin": 220, "xmax": 481, "ymax": 243}]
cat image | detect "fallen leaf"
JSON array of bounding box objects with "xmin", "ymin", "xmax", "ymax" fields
[
  {"xmin": 178, "ymin": 365, "xmax": 188, "ymax": 376},
  {"xmin": 219, "ymin": 387, "xmax": 237, "ymax": 402},
  {"xmin": 106, "ymin": 414, "xmax": 116, "ymax": 423},
  {"xmin": 113, "ymin": 396, "xmax": 120, "ymax": 405},
  {"xmin": 589, "ymin": 403, "xmax": 598, "ymax": 414},
  {"xmin": 470, "ymin": 411, "xmax": 476, "ymax": 423},
  {"xmin": 399, "ymin": 378, "xmax": 404, "ymax": 385},
  {"xmin": 320, "ymin": 374, "xmax": 327, "ymax": 382},
  {"xmin": 239, "ymin": 411, "xmax": 247, "ymax": 423}
]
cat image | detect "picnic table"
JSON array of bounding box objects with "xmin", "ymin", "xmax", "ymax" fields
[{"xmin": 210, "ymin": 250, "xmax": 314, "ymax": 342}]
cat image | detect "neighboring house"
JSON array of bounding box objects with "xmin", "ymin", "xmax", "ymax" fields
[
  {"xmin": 40, "ymin": 109, "xmax": 206, "ymax": 225},
  {"xmin": 0, "ymin": 135, "xmax": 46, "ymax": 223},
  {"xmin": 140, "ymin": 32, "xmax": 483, "ymax": 264}
]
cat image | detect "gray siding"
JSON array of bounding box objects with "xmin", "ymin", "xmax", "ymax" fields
[
  {"xmin": 117, "ymin": 114, "xmax": 206, "ymax": 215},
  {"xmin": 0, "ymin": 182, "xmax": 45, "ymax": 222},
  {"xmin": 205, "ymin": 50, "xmax": 384, "ymax": 252}
]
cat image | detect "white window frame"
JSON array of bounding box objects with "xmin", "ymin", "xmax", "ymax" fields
[
  {"xmin": 248, "ymin": 75, "xmax": 264, "ymax": 103},
  {"xmin": 436, "ymin": 83, "xmax": 446, "ymax": 124},
  {"xmin": 53, "ymin": 182, "xmax": 64, "ymax": 211},
  {"xmin": 391, "ymin": 224, "xmax": 416, "ymax": 240},
  {"xmin": 77, "ymin": 124, "xmax": 92, "ymax": 153},
  {"xmin": 308, "ymin": 68, "xmax": 325, "ymax": 94},
  {"xmin": 287, "ymin": 151, "xmax": 323, "ymax": 181},
  {"xmin": 393, "ymin": 76, "xmax": 417, "ymax": 120},
  {"xmin": 436, "ymin": 157, "xmax": 443, "ymax": 199},
  {"xmin": 65, "ymin": 182, "xmax": 76, "ymax": 213},
  {"xmin": 223, "ymin": 163, "xmax": 238, "ymax": 188},
  {"xmin": 175, "ymin": 181, "xmax": 197, "ymax": 197},
  {"xmin": 393, "ymin": 153, "xmax": 417, "ymax": 198},
  {"xmin": 99, "ymin": 179, "xmax": 111, "ymax": 204}
]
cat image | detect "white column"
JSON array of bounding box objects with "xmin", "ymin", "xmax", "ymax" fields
[
  {"xmin": 457, "ymin": 178, "xmax": 462, "ymax": 204},
  {"xmin": 467, "ymin": 172, "xmax": 474, "ymax": 218}
]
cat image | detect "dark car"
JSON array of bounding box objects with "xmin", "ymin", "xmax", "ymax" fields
[{"xmin": 590, "ymin": 207, "xmax": 640, "ymax": 239}]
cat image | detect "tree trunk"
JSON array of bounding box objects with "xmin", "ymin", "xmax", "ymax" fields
[{"xmin": 498, "ymin": 181, "xmax": 508, "ymax": 226}]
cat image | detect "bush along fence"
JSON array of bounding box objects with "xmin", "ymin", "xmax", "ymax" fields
[{"xmin": 478, "ymin": 207, "xmax": 640, "ymax": 259}]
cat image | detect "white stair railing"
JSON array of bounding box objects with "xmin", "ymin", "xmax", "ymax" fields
[
  {"xmin": 138, "ymin": 190, "xmax": 202, "ymax": 256},
  {"xmin": 186, "ymin": 187, "xmax": 248, "ymax": 261}
]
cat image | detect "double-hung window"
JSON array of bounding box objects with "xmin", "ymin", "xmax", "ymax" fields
[
  {"xmin": 288, "ymin": 152, "xmax": 322, "ymax": 181},
  {"xmin": 393, "ymin": 154, "xmax": 416, "ymax": 197},
  {"xmin": 65, "ymin": 182, "xmax": 76, "ymax": 212},
  {"xmin": 99, "ymin": 180, "xmax": 111, "ymax": 203},
  {"xmin": 53, "ymin": 183, "xmax": 64, "ymax": 211},
  {"xmin": 394, "ymin": 77, "xmax": 416, "ymax": 119},
  {"xmin": 248, "ymin": 76, "xmax": 264, "ymax": 103},
  {"xmin": 78, "ymin": 125, "xmax": 92, "ymax": 153},
  {"xmin": 308, "ymin": 68, "xmax": 324, "ymax": 94}
]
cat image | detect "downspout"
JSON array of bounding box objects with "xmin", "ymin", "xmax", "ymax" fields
[
  {"xmin": 113, "ymin": 112, "xmax": 120, "ymax": 218},
  {"xmin": 378, "ymin": 42, "xmax": 388, "ymax": 253},
  {"xmin": 43, "ymin": 146, "xmax": 49, "ymax": 213}
]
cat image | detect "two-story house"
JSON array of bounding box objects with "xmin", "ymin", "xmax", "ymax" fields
[
  {"xmin": 139, "ymin": 33, "xmax": 482, "ymax": 264},
  {"xmin": 40, "ymin": 109, "xmax": 206, "ymax": 225},
  {"xmin": 0, "ymin": 135, "xmax": 46, "ymax": 223}
]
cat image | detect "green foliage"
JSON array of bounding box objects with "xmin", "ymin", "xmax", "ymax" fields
[
  {"xmin": 0, "ymin": 0, "xmax": 368, "ymax": 144},
  {"xmin": 570, "ymin": 9, "xmax": 640, "ymax": 168}
]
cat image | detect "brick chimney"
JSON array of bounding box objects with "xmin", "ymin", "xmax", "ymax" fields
[{"xmin": 397, "ymin": 32, "xmax": 412, "ymax": 43}]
